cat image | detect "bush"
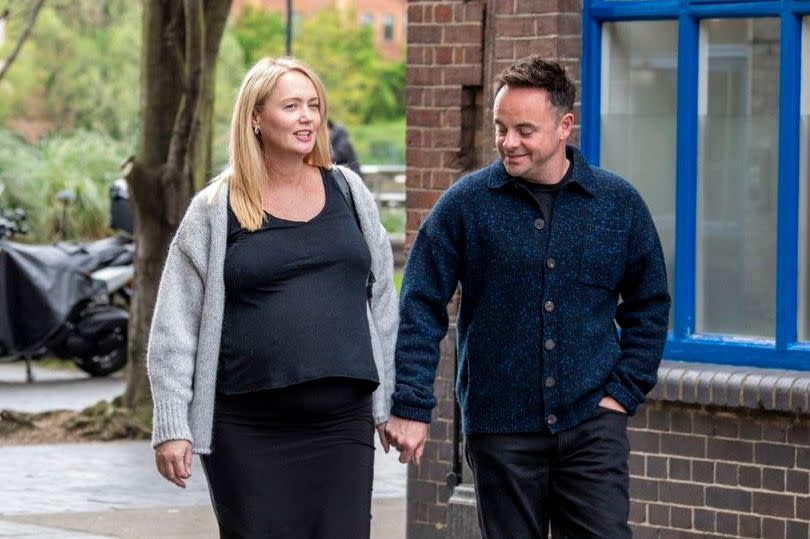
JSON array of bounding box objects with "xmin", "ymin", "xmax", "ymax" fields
[
  {"xmin": 380, "ymin": 207, "xmax": 405, "ymax": 235},
  {"xmin": 347, "ymin": 119, "xmax": 405, "ymax": 165},
  {"xmin": 0, "ymin": 129, "xmax": 132, "ymax": 242}
]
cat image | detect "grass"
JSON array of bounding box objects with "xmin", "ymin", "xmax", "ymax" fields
[
  {"xmin": 380, "ymin": 207, "xmax": 405, "ymax": 235},
  {"xmin": 27, "ymin": 358, "xmax": 80, "ymax": 372},
  {"xmin": 346, "ymin": 119, "xmax": 405, "ymax": 165},
  {"xmin": 394, "ymin": 269, "xmax": 403, "ymax": 294}
]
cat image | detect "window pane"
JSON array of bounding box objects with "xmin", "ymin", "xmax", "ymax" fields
[
  {"xmin": 799, "ymin": 18, "xmax": 810, "ymax": 340},
  {"xmin": 383, "ymin": 15, "xmax": 395, "ymax": 42},
  {"xmin": 601, "ymin": 21, "xmax": 677, "ymax": 326},
  {"xmin": 696, "ymin": 18, "xmax": 780, "ymax": 338}
]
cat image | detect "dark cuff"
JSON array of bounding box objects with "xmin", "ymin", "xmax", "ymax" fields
[
  {"xmin": 390, "ymin": 403, "xmax": 434, "ymax": 423},
  {"xmin": 605, "ymin": 379, "xmax": 642, "ymax": 416}
]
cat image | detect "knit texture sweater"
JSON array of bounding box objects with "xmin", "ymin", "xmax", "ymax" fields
[
  {"xmin": 147, "ymin": 166, "xmax": 398, "ymax": 454},
  {"xmin": 391, "ymin": 146, "xmax": 670, "ymax": 434}
]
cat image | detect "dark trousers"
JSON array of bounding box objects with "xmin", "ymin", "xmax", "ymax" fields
[{"xmin": 465, "ymin": 408, "xmax": 631, "ymax": 539}]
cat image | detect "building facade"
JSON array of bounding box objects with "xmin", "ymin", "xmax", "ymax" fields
[
  {"xmin": 231, "ymin": 0, "xmax": 406, "ymax": 60},
  {"xmin": 405, "ymin": 1, "xmax": 810, "ymax": 538}
]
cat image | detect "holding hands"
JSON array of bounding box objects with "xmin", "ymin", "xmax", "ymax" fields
[{"xmin": 384, "ymin": 416, "xmax": 429, "ymax": 466}]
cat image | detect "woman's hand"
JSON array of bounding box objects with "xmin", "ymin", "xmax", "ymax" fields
[
  {"xmin": 155, "ymin": 439, "xmax": 193, "ymax": 488},
  {"xmin": 377, "ymin": 422, "xmax": 390, "ymax": 453}
]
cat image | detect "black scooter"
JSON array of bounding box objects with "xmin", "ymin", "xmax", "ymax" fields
[{"xmin": 0, "ymin": 181, "xmax": 134, "ymax": 380}]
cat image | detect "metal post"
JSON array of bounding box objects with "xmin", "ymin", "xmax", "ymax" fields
[
  {"xmin": 285, "ymin": 0, "xmax": 292, "ymax": 56},
  {"xmin": 24, "ymin": 355, "xmax": 34, "ymax": 383},
  {"xmin": 55, "ymin": 190, "xmax": 75, "ymax": 241},
  {"xmin": 446, "ymin": 341, "xmax": 462, "ymax": 492}
]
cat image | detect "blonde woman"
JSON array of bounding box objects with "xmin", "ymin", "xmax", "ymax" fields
[{"xmin": 147, "ymin": 57, "xmax": 398, "ymax": 538}]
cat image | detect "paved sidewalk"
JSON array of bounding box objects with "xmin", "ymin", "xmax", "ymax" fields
[
  {"xmin": 0, "ymin": 363, "xmax": 124, "ymax": 413},
  {"xmin": 0, "ymin": 364, "xmax": 407, "ymax": 538},
  {"xmin": 0, "ymin": 441, "xmax": 406, "ymax": 538}
]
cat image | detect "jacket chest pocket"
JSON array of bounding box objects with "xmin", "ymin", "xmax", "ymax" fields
[{"xmin": 578, "ymin": 225, "xmax": 628, "ymax": 291}]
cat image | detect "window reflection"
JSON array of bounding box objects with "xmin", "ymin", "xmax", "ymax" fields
[
  {"xmin": 798, "ymin": 18, "xmax": 810, "ymax": 340},
  {"xmin": 601, "ymin": 21, "xmax": 678, "ymax": 327},
  {"xmin": 696, "ymin": 18, "xmax": 780, "ymax": 338}
]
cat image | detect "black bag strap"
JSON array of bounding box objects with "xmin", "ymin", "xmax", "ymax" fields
[
  {"xmin": 332, "ymin": 166, "xmax": 376, "ymax": 301},
  {"xmin": 333, "ymin": 167, "xmax": 361, "ymax": 231}
]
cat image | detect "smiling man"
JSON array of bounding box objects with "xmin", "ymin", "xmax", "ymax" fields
[{"xmin": 385, "ymin": 56, "xmax": 671, "ymax": 538}]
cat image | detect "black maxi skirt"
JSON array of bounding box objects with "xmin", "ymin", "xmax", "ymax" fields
[{"xmin": 200, "ymin": 378, "xmax": 376, "ymax": 539}]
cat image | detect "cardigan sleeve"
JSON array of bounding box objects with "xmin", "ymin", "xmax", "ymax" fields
[
  {"xmin": 369, "ymin": 217, "xmax": 398, "ymax": 424},
  {"xmin": 146, "ymin": 239, "xmax": 205, "ymax": 447},
  {"xmin": 608, "ymin": 192, "xmax": 670, "ymax": 414}
]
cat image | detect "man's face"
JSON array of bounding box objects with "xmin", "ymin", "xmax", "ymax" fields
[{"xmin": 493, "ymin": 86, "xmax": 573, "ymax": 183}]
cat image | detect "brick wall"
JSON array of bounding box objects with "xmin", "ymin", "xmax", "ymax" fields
[
  {"xmin": 628, "ymin": 363, "xmax": 810, "ymax": 539},
  {"xmin": 629, "ymin": 403, "xmax": 810, "ymax": 538},
  {"xmin": 405, "ymin": 5, "xmax": 485, "ymax": 536}
]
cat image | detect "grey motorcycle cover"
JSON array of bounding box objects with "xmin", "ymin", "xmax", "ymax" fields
[{"xmin": 0, "ymin": 237, "xmax": 129, "ymax": 355}]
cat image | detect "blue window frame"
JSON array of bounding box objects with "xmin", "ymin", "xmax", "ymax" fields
[{"xmin": 582, "ymin": 0, "xmax": 810, "ymax": 369}]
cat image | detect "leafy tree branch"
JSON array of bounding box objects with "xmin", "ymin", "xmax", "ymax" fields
[{"xmin": 0, "ymin": 0, "xmax": 47, "ymax": 82}]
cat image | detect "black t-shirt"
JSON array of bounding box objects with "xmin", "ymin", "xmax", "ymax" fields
[
  {"xmin": 517, "ymin": 159, "xmax": 574, "ymax": 225},
  {"xmin": 217, "ymin": 169, "xmax": 379, "ymax": 394}
]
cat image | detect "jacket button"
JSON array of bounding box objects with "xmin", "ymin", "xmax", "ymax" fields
[
  {"xmin": 544, "ymin": 377, "xmax": 556, "ymax": 388},
  {"xmin": 544, "ymin": 339, "xmax": 555, "ymax": 351},
  {"xmin": 534, "ymin": 218, "xmax": 545, "ymax": 230},
  {"xmin": 546, "ymin": 414, "xmax": 557, "ymax": 425},
  {"xmin": 544, "ymin": 300, "xmax": 555, "ymax": 312},
  {"xmin": 546, "ymin": 257, "xmax": 556, "ymax": 270}
]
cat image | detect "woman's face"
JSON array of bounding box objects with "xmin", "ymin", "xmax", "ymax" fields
[{"xmin": 254, "ymin": 70, "xmax": 321, "ymax": 158}]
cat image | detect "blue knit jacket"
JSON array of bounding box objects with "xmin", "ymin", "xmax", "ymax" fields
[{"xmin": 391, "ymin": 146, "xmax": 670, "ymax": 434}]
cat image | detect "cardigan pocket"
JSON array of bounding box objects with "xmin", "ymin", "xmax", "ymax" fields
[{"xmin": 578, "ymin": 225, "xmax": 628, "ymax": 290}]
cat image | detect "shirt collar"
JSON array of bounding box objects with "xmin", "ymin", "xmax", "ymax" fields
[{"xmin": 486, "ymin": 145, "xmax": 597, "ymax": 197}]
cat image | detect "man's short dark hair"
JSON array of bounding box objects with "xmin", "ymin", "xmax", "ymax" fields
[{"xmin": 495, "ymin": 56, "xmax": 576, "ymax": 114}]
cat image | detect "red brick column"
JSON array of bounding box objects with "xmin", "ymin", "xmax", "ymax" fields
[{"xmin": 405, "ymin": 5, "xmax": 485, "ymax": 537}]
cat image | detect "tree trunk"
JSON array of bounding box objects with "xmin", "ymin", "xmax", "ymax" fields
[{"xmin": 121, "ymin": 0, "xmax": 232, "ymax": 410}]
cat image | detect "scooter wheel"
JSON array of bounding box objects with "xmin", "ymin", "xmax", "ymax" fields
[{"xmin": 74, "ymin": 344, "xmax": 127, "ymax": 377}]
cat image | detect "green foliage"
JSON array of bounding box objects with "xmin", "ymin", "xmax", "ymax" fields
[
  {"xmin": 347, "ymin": 119, "xmax": 405, "ymax": 165},
  {"xmin": 212, "ymin": 25, "xmax": 254, "ymax": 172},
  {"xmin": 0, "ymin": 1, "xmax": 407, "ymax": 241},
  {"xmin": 0, "ymin": 1, "xmax": 251, "ymax": 240},
  {"xmin": 231, "ymin": 7, "xmax": 285, "ymax": 66},
  {"xmin": 0, "ymin": 0, "xmax": 141, "ymax": 141},
  {"xmin": 393, "ymin": 269, "xmax": 403, "ymax": 294},
  {"xmin": 380, "ymin": 207, "xmax": 405, "ymax": 235},
  {"xmin": 295, "ymin": 11, "xmax": 379, "ymax": 124},
  {"xmin": 0, "ymin": 129, "xmax": 130, "ymax": 241},
  {"xmin": 364, "ymin": 60, "xmax": 406, "ymax": 122},
  {"xmin": 231, "ymin": 7, "xmax": 406, "ymax": 125}
]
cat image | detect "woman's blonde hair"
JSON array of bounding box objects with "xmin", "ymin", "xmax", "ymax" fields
[{"xmin": 212, "ymin": 57, "xmax": 332, "ymax": 231}]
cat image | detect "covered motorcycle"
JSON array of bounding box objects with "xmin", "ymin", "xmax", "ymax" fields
[{"xmin": 0, "ymin": 235, "xmax": 132, "ymax": 376}]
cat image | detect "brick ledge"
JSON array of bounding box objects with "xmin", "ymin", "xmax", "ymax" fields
[{"xmin": 649, "ymin": 360, "xmax": 810, "ymax": 414}]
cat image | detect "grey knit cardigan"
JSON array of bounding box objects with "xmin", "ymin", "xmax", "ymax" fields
[{"xmin": 147, "ymin": 166, "xmax": 398, "ymax": 454}]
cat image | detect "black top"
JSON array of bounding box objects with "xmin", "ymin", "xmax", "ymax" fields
[
  {"xmin": 217, "ymin": 169, "xmax": 379, "ymax": 394},
  {"xmin": 516, "ymin": 157, "xmax": 574, "ymax": 225}
]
